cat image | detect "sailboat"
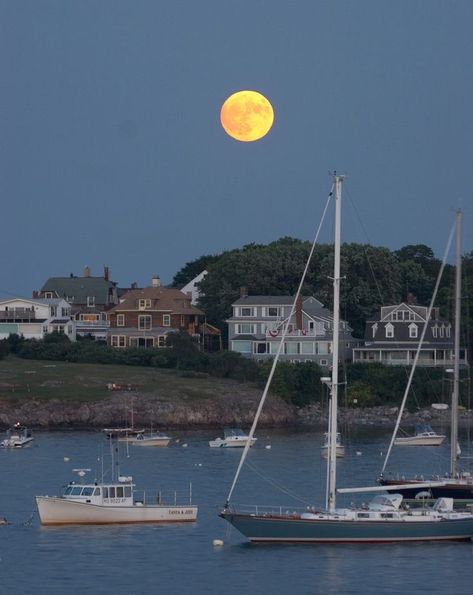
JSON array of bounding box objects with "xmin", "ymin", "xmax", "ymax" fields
[
  {"xmin": 379, "ymin": 209, "xmax": 473, "ymax": 499},
  {"xmin": 220, "ymin": 175, "xmax": 473, "ymax": 542}
]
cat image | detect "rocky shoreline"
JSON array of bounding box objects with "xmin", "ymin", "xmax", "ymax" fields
[{"xmin": 0, "ymin": 392, "xmax": 468, "ymax": 430}]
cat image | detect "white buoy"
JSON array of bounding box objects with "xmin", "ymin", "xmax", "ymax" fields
[
  {"xmin": 212, "ymin": 539, "xmax": 224, "ymax": 547},
  {"xmin": 265, "ymin": 445, "xmax": 271, "ymax": 449},
  {"xmin": 182, "ymin": 443, "xmax": 188, "ymax": 448},
  {"xmin": 356, "ymin": 451, "xmax": 362, "ymax": 456},
  {"xmin": 64, "ymin": 457, "xmax": 70, "ymax": 462}
]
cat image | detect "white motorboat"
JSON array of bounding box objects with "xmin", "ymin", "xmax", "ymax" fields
[
  {"xmin": 394, "ymin": 424, "xmax": 446, "ymax": 446},
  {"xmin": 131, "ymin": 432, "xmax": 172, "ymax": 447},
  {"xmin": 209, "ymin": 428, "xmax": 257, "ymax": 448},
  {"xmin": 321, "ymin": 432, "xmax": 345, "ymax": 458},
  {"xmin": 36, "ymin": 468, "xmax": 197, "ymax": 525},
  {"xmin": 1, "ymin": 423, "xmax": 34, "ymax": 448}
]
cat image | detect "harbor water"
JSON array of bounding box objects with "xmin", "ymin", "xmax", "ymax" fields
[{"xmin": 1, "ymin": 427, "xmax": 473, "ymax": 594}]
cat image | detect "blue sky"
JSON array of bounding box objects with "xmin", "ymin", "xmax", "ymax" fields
[{"xmin": 2, "ymin": 1, "xmax": 472, "ymax": 296}]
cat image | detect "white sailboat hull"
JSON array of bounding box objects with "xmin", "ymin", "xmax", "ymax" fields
[{"xmin": 36, "ymin": 496, "xmax": 197, "ymax": 525}]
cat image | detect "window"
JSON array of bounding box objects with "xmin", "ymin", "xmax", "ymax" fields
[
  {"xmin": 116, "ymin": 486, "xmax": 124, "ymax": 498},
  {"xmin": 318, "ymin": 342, "xmax": 329, "ymax": 355},
  {"xmin": 240, "ymin": 307, "xmax": 255, "ymax": 317},
  {"xmin": 125, "ymin": 486, "xmax": 132, "ymax": 497},
  {"xmin": 255, "ymin": 342, "xmax": 269, "ymax": 354},
  {"xmin": 117, "ymin": 314, "xmax": 125, "ymax": 327},
  {"xmin": 267, "ymin": 307, "xmax": 280, "ymax": 317},
  {"xmin": 45, "ymin": 292, "xmax": 53, "ymax": 298},
  {"xmin": 320, "ymin": 359, "xmax": 328, "ymax": 366},
  {"xmin": 236, "ymin": 323, "xmax": 256, "ymax": 334},
  {"xmin": 93, "ymin": 488, "xmax": 101, "ymax": 496},
  {"xmin": 446, "ymin": 325, "xmax": 451, "ymax": 338},
  {"xmin": 111, "ymin": 335, "xmax": 126, "ymax": 347},
  {"xmin": 409, "ymin": 323, "xmax": 418, "ymax": 339},
  {"xmin": 82, "ymin": 487, "xmax": 94, "ymax": 496},
  {"xmin": 232, "ymin": 340, "xmax": 252, "ymax": 353},
  {"xmin": 439, "ymin": 325, "xmax": 444, "ymax": 338},
  {"xmin": 301, "ymin": 342, "xmax": 314, "ymax": 354},
  {"xmin": 87, "ymin": 296, "xmax": 95, "ymax": 307},
  {"xmin": 385, "ymin": 323, "xmax": 394, "ymax": 338},
  {"xmin": 432, "ymin": 325, "xmax": 438, "ymax": 338},
  {"xmin": 163, "ymin": 314, "xmax": 171, "ymax": 327},
  {"xmin": 109, "ymin": 487, "xmax": 116, "ymax": 498},
  {"xmin": 158, "ymin": 336, "xmax": 166, "ymax": 347},
  {"xmin": 103, "ymin": 487, "xmax": 108, "ymax": 498},
  {"xmin": 139, "ymin": 315, "xmax": 152, "ymax": 330},
  {"xmin": 139, "ymin": 299, "xmax": 151, "ymax": 310},
  {"xmin": 285, "ymin": 342, "xmax": 299, "ymax": 355}
]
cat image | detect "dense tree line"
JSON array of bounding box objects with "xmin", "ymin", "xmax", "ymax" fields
[{"xmin": 172, "ymin": 239, "xmax": 473, "ymax": 355}]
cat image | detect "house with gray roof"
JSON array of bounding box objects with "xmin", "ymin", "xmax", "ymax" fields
[
  {"xmin": 39, "ymin": 266, "xmax": 118, "ymax": 340},
  {"xmin": 352, "ymin": 301, "xmax": 468, "ymax": 367},
  {"xmin": 227, "ymin": 290, "xmax": 358, "ymax": 366}
]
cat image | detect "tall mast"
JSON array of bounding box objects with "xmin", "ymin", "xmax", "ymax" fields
[
  {"xmin": 327, "ymin": 173, "xmax": 343, "ymax": 512},
  {"xmin": 450, "ymin": 209, "xmax": 462, "ymax": 477}
]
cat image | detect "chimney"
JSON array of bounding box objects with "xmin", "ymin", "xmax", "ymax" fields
[
  {"xmin": 295, "ymin": 294, "xmax": 303, "ymax": 330},
  {"xmin": 406, "ymin": 293, "xmax": 417, "ymax": 305},
  {"xmin": 84, "ymin": 266, "xmax": 91, "ymax": 278},
  {"xmin": 151, "ymin": 275, "xmax": 161, "ymax": 288},
  {"xmin": 240, "ymin": 286, "xmax": 248, "ymax": 298},
  {"xmin": 32, "ymin": 290, "xmax": 39, "ymax": 299},
  {"xmin": 131, "ymin": 282, "xmax": 138, "ymax": 289},
  {"xmin": 104, "ymin": 266, "xmax": 109, "ymax": 281}
]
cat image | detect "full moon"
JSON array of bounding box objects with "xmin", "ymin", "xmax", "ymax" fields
[{"xmin": 220, "ymin": 90, "xmax": 274, "ymax": 142}]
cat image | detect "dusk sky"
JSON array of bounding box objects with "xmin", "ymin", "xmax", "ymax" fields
[{"xmin": 2, "ymin": 1, "xmax": 472, "ymax": 297}]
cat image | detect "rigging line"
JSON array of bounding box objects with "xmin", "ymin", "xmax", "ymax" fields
[
  {"xmin": 381, "ymin": 217, "xmax": 456, "ymax": 475},
  {"xmin": 224, "ymin": 182, "xmax": 335, "ymax": 508},
  {"xmin": 243, "ymin": 460, "xmax": 313, "ymax": 505}
]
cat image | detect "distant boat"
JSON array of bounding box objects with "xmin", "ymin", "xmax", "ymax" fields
[
  {"xmin": 321, "ymin": 432, "xmax": 345, "ymax": 458},
  {"xmin": 131, "ymin": 432, "xmax": 172, "ymax": 447},
  {"xmin": 209, "ymin": 428, "xmax": 257, "ymax": 448},
  {"xmin": 0, "ymin": 423, "xmax": 34, "ymax": 448},
  {"xmin": 393, "ymin": 424, "xmax": 446, "ymax": 447}
]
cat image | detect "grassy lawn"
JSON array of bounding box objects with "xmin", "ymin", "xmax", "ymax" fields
[{"xmin": 0, "ymin": 356, "xmax": 251, "ymax": 403}]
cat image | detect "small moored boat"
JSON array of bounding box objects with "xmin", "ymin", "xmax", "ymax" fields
[
  {"xmin": 209, "ymin": 428, "xmax": 257, "ymax": 448},
  {"xmin": 394, "ymin": 424, "xmax": 446, "ymax": 447},
  {"xmin": 321, "ymin": 432, "xmax": 345, "ymax": 458},
  {"xmin": 131, "ymin": 432, "xmax": 172, "ymax": 447},
  {"xmin": 1, "ymin": 423, "xmax": 34, "ymax": 448}
]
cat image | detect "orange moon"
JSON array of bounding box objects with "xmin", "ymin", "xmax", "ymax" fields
[{"xmin": 220, "ymin": 90, "xmax": 274, "ymax": 142}]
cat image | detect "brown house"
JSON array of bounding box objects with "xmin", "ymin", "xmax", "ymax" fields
[{"xmin": 106, "ymin": 277, "xmax": 204, "ymax": 348}]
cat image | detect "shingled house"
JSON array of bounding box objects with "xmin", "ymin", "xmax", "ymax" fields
[
  {"xmin": 352, "ymin": 299, "xmax": 468, "ymax": 367},
  {"xmin": 39, "ymin": 266, "xmax": 118, "ymax": 340},
  {"xmin": 227, "ymin": 290, "xmax": 358, "ymax": 366},
  {"xmin": 106, "ymin": 276, "xmax": 204, "ymax": 348}
]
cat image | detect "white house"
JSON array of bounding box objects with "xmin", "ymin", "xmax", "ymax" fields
[{"xmin": 0, "ymin": 298, "xmax": 76, "ymax": 341}]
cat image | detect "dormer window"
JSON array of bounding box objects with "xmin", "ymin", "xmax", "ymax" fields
[
  {"xmin": 372, "ymin": 322, "xmax": 378, "ymax": 338},
  {"xmin": 139, "ymin": 299, "xmax": 151, "ymax": 310},
  {"xmin": 87, "ymin": 296, "xmax": 95, "ymax": 307},
  {"xmin": 385, "ymin": 323, "xmax": 394, "ymax": 338},
  {"xmin": 45, "ymin": 292, "xmax": 54, "ymax": 299},
  {"xmin": 409, "ymin": 323, "xmax": 418, "ymax": 339}
]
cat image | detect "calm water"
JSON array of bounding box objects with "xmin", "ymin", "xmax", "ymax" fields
[{"xmin": 1, "ymin": 426, "xmax": 473, "ymax": 595}]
